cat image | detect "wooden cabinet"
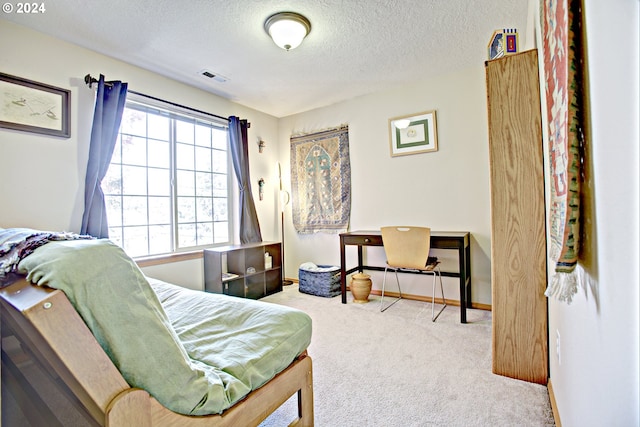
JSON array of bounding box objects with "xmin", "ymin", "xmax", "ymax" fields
[
  {"xmin": 204, "ymin": 242, "xmax": 282, "ymax": 299},
  {"xmin": 485, "ymin": 49, "xmax": 548, "ymax": 384}
]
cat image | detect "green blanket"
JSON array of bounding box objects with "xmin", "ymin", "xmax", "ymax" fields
[{"xmin": 18, "ymin": 239, "xmax": 311, "ymax": 415}]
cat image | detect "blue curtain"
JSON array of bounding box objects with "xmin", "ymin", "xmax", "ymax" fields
[
  {"xmin": 228, "ymin": 116, "xmax": 262, "ymax": 243},
  {"xmin": 80, "ymin": 75, "xmax": 128, "ymax": 238}
]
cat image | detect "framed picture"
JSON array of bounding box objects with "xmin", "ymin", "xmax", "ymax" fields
[
  {"xmin": 0, "ymin": 72, "xmax": 70, "ymax": 138},
  {"xmin": 388, "ymin": 110, "xmax": 438, "ymax": 156}
]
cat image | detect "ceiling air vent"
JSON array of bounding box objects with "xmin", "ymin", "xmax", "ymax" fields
[{"xmin": 198, "ymin": 69, "xmax": 229, "ymax": 83}]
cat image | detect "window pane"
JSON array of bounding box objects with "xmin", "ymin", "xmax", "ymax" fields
[
  {"xmin": 122, "ymin": 165, "xmax": 147, "ymax": 195},
  {"xmin": 178, "ymin": 223, "xmax": 196, "ymax": 248},
  {"xmin": 108, "ymin": 227, "xmax": 123, "ymax": 247},
  {"xmin": 197, "ymin": 222, "xmax": 214, "ymax": 246},
  {"xmin": 176, "ymin": 119, "xmax": 194, "ymax": 144},
  {"xmin": 105, "ymin": 195, "xmax": 122, "ymax": 226},
  {"xmin": 196, "ymin": 197, "xmax": 213, "ymax": 222},
  {"xmin": 177, "ymin": 196, "xmax": 195, "ymax": 223},
  {"xmin": 196, "ymin": 172, "xmax": 212, "ymax": 196},
  {"xmin": 149, "ymin": 196, "xmax": 171, "ymax": 225},
  {"xmin": 148, "ymin": 168, "xmax": 170, "ymax": 196},
  {"xmin": 212, "ymin": 149, "xmax": 227, "ymax": 173},
  {"xmin": 122, "ymin": 135, "xmax": 147, "ymax": 166},
  {"xmin": 123, "ymin": 226, "xmax": 149, "ymax": 257},
  {"xmin": 214, "ymin": 221, "xmax": 228, "ymax": 243},
  {"xmin": 212, "ymin": 128, "xmax": 227, "ymax": 150},
  {"xmin": 149, "ymin": 225, "xmax": 171, "ymax": 254},
  {"xmin": 148, "ymin": 139, "xmax": 170, "ymax": 168},
  {"xmin": 148, "ymin": 113, "xmax": 169, "ymax": 141},
  {"xmin": 195, "ymin": 123, "xmax": 211, "ymax": 147},
  {"xmin": 195, "ymin": 146, "xmax": 212, "ymax": 172},
  {"xmin": 212, "ymin": 173, "xmax": 227, "ymax": 197},
  {"xmin": 111, "ymin": 135, "xmax": 122, "ymax": 164},
  {"xmin": 121, "ymin": 108, "xmax": 146, "ymax": 137},
  {"xmin": 176, "ymin": 142, "xmax": 194, "ymax": 170},
  {"xmin": 176, "ymin": 170, "xmax": 195, "ymax": 196},
  {"xmin": 122, "ymin": 195, "xmax": 148, "ymax": 226},
  {"xmin": 213, "ymin": 198, "xmax": 227, "ymax": 221},
  {"xmin": 103, "ymin": 164, "xmax": 122, "ymax": 194}
]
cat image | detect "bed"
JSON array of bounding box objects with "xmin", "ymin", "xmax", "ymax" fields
[{"xmin": 0, "ymin": 228, "xmax": 314, "ymax": 426}]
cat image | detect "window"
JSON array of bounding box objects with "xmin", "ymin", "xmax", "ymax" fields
[{"xmin": 102, "ymin": 97, "xmax": 231, "ymax": 257}]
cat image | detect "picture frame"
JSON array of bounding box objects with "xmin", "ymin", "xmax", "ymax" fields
[
  {"xmin": 0, "ymin": 72, "xmax": 70, "ymax": 138},
  {"xmin": 388, "ymin": 110, "xmax": 438, "ymax": 157}
]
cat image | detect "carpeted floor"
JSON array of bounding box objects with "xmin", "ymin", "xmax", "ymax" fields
[{"xmin": 260, "ymin": 284, "xmax": 555, "ymax": 427}]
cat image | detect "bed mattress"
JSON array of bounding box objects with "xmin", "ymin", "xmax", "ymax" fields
[{"xmin": 150, "ymin": 278, "xmax": 312, "ymax": 406}]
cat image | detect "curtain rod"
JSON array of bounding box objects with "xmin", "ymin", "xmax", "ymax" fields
[{"xmin": 84, "ymin": 74, "xmax": 249, "ymax": 127}]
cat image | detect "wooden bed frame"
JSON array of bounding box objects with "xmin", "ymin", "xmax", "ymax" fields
[{"xmin": 0, "ymin": 278, "xmax": 314, "ymax": 427}]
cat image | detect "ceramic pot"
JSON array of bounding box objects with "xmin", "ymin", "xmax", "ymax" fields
[{"xmin": 350, "ymin": 273, "xmax": 372, "ymax": 303}]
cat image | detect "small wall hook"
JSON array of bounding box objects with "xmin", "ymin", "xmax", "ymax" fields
[{"xmin": 258, "ymin": 178, "xmax": 265, "ymax": 200}]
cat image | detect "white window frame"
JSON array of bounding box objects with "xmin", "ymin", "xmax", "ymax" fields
[{"xmin": 102, "ymin": 94, "xmax": 233, "ymax": 257}]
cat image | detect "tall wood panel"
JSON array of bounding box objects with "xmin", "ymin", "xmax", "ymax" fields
[{"xmin": 485, "ymin": 49, "xmax": 548, "ymax": 384}]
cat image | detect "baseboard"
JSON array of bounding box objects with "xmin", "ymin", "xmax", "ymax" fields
[
  {"xmin": 367, "ymin": 289, "xmax": 490, "ymax": 310},
  {"xmin": 547, "ymin": 379, "xmax": 562, "ymax": 426},
  {"xmin": 287, "ymin": 278, "xmax": 491, "ymax": 311}
]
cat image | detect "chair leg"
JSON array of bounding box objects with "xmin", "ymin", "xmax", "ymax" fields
[
  {"xmin": 380, "ymin": 267, "xmax": 402, "ymax": 312},
  {"xmin": 431, "ymin": 268, "xmax": 447, "ymax": 322}
]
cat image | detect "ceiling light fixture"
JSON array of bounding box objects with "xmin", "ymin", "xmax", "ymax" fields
[{"xmin": 264, "ymin": 12, "xmax": 311, "ymax": 51}]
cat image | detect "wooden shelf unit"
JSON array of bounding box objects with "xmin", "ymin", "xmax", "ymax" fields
[
  {"xmin": 204, "ymin": 241, "xmax": 283, "ymax": 299},
  {"xmin": 485, "ymin": 49, "xmax": 548, "ymax": 384}
]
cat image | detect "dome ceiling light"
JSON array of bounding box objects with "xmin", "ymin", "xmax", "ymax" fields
[{"xmin": 264, "ymin": 12, "xmax": 311, "ymax": 51}]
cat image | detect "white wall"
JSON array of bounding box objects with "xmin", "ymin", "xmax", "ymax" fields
[
  {"xmin": 0, "ymin": 20, "xmax": 281, "ymax": 289},
  {"xmin": 536, "ymin": 0, "xmax": 640, "ymax": 425},
  {"xmin": 277, "ymin": 65, "xmax": 493, "ymax": 305}
]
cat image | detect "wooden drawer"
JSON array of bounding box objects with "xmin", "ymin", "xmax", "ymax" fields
[{"xmin": 340, "ymin": 233, "xmax": 383, "ymax": 246}]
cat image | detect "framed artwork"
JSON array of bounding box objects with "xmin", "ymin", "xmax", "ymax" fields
[
  {"xmin": 388, "ymin": 110, "xmax": 438, "ymax": 157},
  {"xmin": 0, "ymin": 72, "xmax": 70, "ymax": 138}
]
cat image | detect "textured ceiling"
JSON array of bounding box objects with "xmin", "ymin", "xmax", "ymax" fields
[{"xmin": 3, "ymin": 0, "xmax": 529, "ymax": 118}]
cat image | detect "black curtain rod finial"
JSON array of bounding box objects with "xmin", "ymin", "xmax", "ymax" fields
[
  {"xmin": 85, "ymin": 73, "xmax": 116, "ymax": 89},
  {"xmin": 83, "ymin": 73, "xmax": 235, "ymax": 124},
  {"xmin": 84, "ymin": 73, "xmax": 99, "ymax": 88}
]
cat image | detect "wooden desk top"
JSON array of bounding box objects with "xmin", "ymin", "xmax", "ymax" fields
[{"xmin": 340, "ymin": 230, "xmax": 469, "ymax": 238}]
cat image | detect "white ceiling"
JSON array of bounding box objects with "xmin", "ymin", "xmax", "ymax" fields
[{"xmin": 3, "ymin": 0, "xmax": 529, "ymax": 118}]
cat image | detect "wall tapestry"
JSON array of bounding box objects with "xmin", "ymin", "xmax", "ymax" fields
[
  {"xmin": 542, "ymin": 0, "xmax": 586, "ymax": 303},
  {"xmin": 290, "ymin": 125, "xmax": 351, "ymax": 234}
]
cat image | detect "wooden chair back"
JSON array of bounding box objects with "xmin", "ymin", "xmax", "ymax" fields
[{"xmin": 380, "ymin": 226, "xmax": 431, "ymax": 270}]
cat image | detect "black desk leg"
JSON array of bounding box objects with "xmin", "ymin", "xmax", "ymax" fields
[
  {"xmin": 465, "ymin": 243, "xmax": 472, "ymax": 308},
  {"xmin": 340, "ymin": 238, "xmax": 347, "ymax": 304},
  {"xmin": 458, "ymin": 244, "xmax": 468, "ymax": 323}
]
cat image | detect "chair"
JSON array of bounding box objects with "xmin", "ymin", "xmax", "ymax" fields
[{"xmin": 380, "ymin": 226, "xmax": 447, "ymax": 321}]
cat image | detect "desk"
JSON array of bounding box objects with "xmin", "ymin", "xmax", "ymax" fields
[{"xmin": 339, "ymin": 230, "xmax": 472, "ymax": 323}]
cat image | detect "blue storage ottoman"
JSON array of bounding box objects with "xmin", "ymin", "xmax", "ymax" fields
[{"xmin": 298, "ymin": 263, "xmax": 341, "ymax": 297}]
